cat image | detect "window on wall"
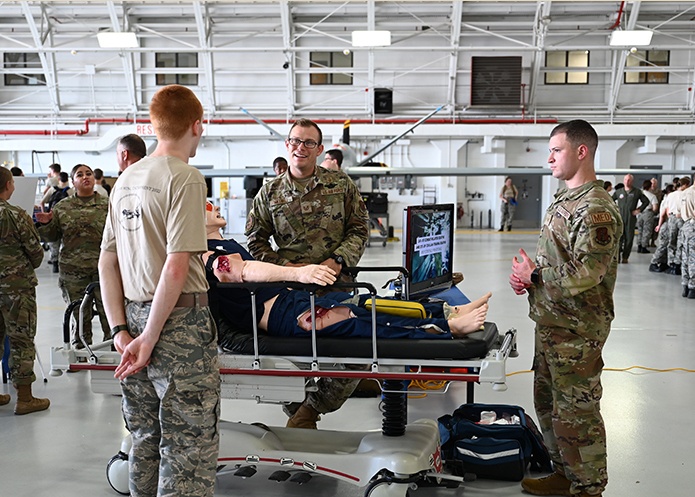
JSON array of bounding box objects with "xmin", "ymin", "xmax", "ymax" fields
[
  {"xmin": 155, "ymin": 53, "xmax": 198, "ymax": 86},
  {"xmin": 3, "ymin": 53, "xmax": 46, "ymax": 86},
  {"xmin": 310, "ymin": 52, "xmax": 353, "ymax": 85},
  {"xmin": 544, "ymin": 50, "xmax": 589, "ymax": 84},
  {"xmin": 625, "ymin": 50, "xmax": 669, "ymax": 84}
]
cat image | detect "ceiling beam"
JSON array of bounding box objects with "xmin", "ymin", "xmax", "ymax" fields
[
  {"xmin": 446, "ymin": 1, "xmax": 463, "ymax": 114},
  {"xmin": 106, "ymin": 1, "xmax": 138, "ymax": 115},
  {"xmin": 193, "ymin": 1, "xmax": 217, "ymax": 112},
  {"xmin": 21, "ymin": 2, "xmax": 60, "ymax": 112}
]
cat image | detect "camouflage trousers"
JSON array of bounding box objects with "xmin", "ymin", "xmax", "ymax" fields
[
  {"xmin": 533, "ymin": 324, "xmax": 609, "ymax": 496},
  {"xmin": 59, "ymin": 273, "xmax": 110, "ymax": 346},
  {"xmin": 121, "ymin": 301, "xmax": 221, "ymax": 497},
  {"xmin": 0, "ymin": 289, "xmax": 37, "ymax": 386},
  {"xmin": 650, "ymin": 223, "xmax": 670, "ymax": 265},
  {"xmin": 667, "ymin": 216, "xmax": 684, "ymax": 265},
  {"xmin": 636, "ymin": 209, "xmax": 656, "ymax": 248},
  {"xmin": 283, "ymin": 364, "xmax": 365, "ymax": 416},
  {"xmin": 500, "ymin": 201, "xmax": 516, "ymax": 229},
  {"xmin": 681, "ymin": 221, "xmax": 695, "ymax": 289}
]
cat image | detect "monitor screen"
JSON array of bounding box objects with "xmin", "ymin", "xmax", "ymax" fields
[{"xmin": 402, "ymin": 203, "xmax": 455, "ymax": 297}]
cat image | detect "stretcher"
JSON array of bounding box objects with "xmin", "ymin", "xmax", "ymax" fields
[{"xmin": 49, "ymin": 275, "xmax": 518, "ymax": 497}]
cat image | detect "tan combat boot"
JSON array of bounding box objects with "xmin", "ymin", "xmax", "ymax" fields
[
  {"xmin": 286, "ymin": 403, "xmax": 320, "ymax": 429},
  {"xmin": 14, "ymin": 384, "xmax": 50, "ymax": 415},
  {"xmin": 0, "ymin": 393, "xmax": 10, "ymax": 406},
  {"xmin": 521, "ymin": 471, "xmax": 572, "ymax": 496}
]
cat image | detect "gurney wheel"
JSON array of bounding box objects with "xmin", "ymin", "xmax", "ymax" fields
[{"xmin": 106, "ymin": 451, "xmax": 130, "ymax": 495}]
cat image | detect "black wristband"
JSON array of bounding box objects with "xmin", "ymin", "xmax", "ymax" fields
[{"xmin": 111, "ymin": 324, "xmax": 129, "ymax": 337}]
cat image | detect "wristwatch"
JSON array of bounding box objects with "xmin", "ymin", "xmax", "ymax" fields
[
  {"xmin": 530, "ymin": 267, "xmax": 541, "ymax": 285},
  {"xmin": 331, "ymin": 254, "xmax": 345, "ymax": 266}
]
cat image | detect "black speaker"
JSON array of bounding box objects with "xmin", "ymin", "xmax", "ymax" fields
[{"xmin": 374, "ymin": 88, "xmax": 393, "ymax": 114}]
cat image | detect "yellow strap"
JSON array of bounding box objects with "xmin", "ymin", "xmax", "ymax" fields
[{"xmin": 364, "ymin": 299, "xmax": 427, "ymax": 319}]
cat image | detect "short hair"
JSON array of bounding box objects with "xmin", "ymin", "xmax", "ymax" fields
[
  {"xmin": 71, "ymin": 163, "xmax": 92, "ymax": 179},
  {"xmin": 642, "ymin": 179, "xmax": 652, "ymax": 190},
  {"xmin": 550, "ymin": 119, "xmax": 598, "ymax": 158},
  {"xmin": 288, "ymin": 118, "xmax": 323, "ymax": 145},
  {"xmin": 273, "ymin": 156, "xmax": 287, "ymax": 168},
  {"xmin": 325, "ymin": 149, "xmax": 343, "ymax": 167},
  {"xmin": 681, "ymin": 176, "xmax": 691, "ymax": 188},
  {"xmin": 118, "ymin": 134, "xmax": 147, "ymax": 159},
  {"xmin": 49, "ymin": 163, "xmax": 61, "ymax": 173},
  {"xmin": 10, "ymin": 166, "xmax": 23, "ymax": 176},
  {"xmin": 93, "ymin": 168, "xmax": 104, "ymax": 180},
  {"xmin": 603, "ymin": 181, "xmax": 612, "ymax": 190},
  {"xmin": 0, "ymin": 167, "xmax": 11, "ymax": 193},
  {"xmin": 59, "ymin": 172, "xmax": 69, "ymax": 183},
  {"xmin": 149, "ymin": 85, "xmax": 203, "ymax": 141}
]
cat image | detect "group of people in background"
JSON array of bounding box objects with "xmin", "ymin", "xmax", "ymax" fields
[{"xmin": 0, "ymin": 133, "xmax": 147, "ymax": 416}]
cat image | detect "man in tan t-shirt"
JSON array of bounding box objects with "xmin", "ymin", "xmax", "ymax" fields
[{"xmin": 99, "ymin": 85, "xmax": 220, "ymax": 497}]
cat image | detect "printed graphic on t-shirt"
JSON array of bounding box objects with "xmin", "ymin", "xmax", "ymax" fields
[{"xmin": 117, "ymin": 193, "xmax": 142, "ymax": 232}]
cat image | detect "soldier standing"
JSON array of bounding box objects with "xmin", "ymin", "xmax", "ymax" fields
[
  {"xmin": 0, "ymin": 167, "xmax": 50, "ymax": 415},
  {"xmin": 611, "ymin": 173, "xmax": 649, "ymax": 263},
  {"xmin": 510, "ymin": 120, "xmax": 621, "ymax": 497},
  {"xmin": 99, "ymin": 85, "xmax": 219, "ymax": 497},
  {"xmin": 679, "ymin": 179, "xmax": 695, "ymax": 298},
  {"xmin": 245, "ymin": 118, "xmax": 369, "ymax": 430},
  {"xmin": 36, "ymin": 164, "xmax": 109, "ymax": 347},
  {"xmin": 635, "ymin": 179, "xmax": 659, "ymax": 253}
]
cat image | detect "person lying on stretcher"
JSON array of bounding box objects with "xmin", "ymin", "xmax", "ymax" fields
[{"xmin": 204, "ymin": 202, "xmax": 491, "ymax": 341}]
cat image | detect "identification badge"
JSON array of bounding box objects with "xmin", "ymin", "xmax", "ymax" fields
[
  {"xmin": 301, "ymin": 202, "xmax": 313, "ymax": 214},
  {"xmin": 556, "ymin": 206, "xmax": 571, "ymax": 220}
]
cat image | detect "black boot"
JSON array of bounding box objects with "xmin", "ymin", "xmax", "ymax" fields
[
  {"xmin": 683, "ymin": 285, "xmax": 689, "ymax": 298},
  {"xmin": 649, "ymin": 263, "xmax": 662, "ymax": 272},
  {"xmin": 498, "ymin": 226, "xmax": 504, "ymax": 232},
  {"xmin": 674, "ymin": 264, "xmax": 682, "ymax": 275},
  {"xmin": 637, "ymin": 245, "xmax": 644, "ymax": 253},
  {"xmin": 688, "ymin": 288, "xmax": 695, "ymax": 299}
]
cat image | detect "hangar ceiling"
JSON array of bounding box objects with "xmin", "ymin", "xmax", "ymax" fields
[{"xmin": 1, "ymin": 1, "xmax": 694, "ymax": 126}]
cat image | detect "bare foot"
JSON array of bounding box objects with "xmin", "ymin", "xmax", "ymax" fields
[
  {"xmin": 451, "ymin": 292, "xmax": 492, "ymax": 317},
  {"xmin": 449, "ymin": 303, "xmax": 488, "ymax": 337}
]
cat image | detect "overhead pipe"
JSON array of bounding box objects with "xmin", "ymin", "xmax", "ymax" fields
[
  {"xmin": 609, "ymin": 2, "xmax": 626, "ymax": 30},
  {"xmin": 0, "ymin": 116, "xmax": 559, "ymax": 137}
]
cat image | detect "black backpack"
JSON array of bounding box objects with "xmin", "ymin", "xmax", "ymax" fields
[{"xmin": 47, "ymin": 186, "xmax": 70, "ymax": 212}]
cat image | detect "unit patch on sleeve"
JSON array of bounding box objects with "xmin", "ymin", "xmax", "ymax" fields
[{"xmin": 594, "ymin": 226, "xmax": 611, "ymax": 246}]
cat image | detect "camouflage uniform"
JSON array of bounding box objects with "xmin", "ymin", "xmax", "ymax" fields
[
  {"xmin": 122, "ymin": 301, "xmax": 219, "ymax": 497},
  {"xmin": 527, "ymin": 180, "xmax": 621, "ymax": 496},
  {"xmin": 0, "ymin": 199, "xmax": 44, "ymax": 386},
  {"xmin": 612, "ymin": 186, "xmax": 649, "ymax": 261},
  {"xmin": 667, "ymin": 214, "xmax": 684, "ymax": 265},
  {"xmin": 245, "ymin": 167, "xmax": 369, "ymax": 272},
  {"xmin": 38, "ymin": 193, "xmax": 109, "ymax": 346},
  {"xmin": 680, "ymin": 187, "xmax": 695, "ymax": 291},
  {"xmin": 245, "ymin": 166, "xmax": 369, "ymax": 415}
]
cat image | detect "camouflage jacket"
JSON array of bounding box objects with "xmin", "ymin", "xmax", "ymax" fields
[
  {"xmin": 38, "ymin": 193, "xmax": 108, "ymax": 278},
  {"xmin": 528, "ymin": 180, "xmax": 622, "ymax": 330},
  {"xmin": 245, "ymin": 167, "xmax": 369, "ymax": 267},
  {"xmin": 0, "ymin": 199, "xmax": 43, "ymax": 291}
]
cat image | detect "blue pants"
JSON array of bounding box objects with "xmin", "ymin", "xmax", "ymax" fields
[{"xmin": 267, "ymin": 289, "xmax": 453, "ymax": 340}]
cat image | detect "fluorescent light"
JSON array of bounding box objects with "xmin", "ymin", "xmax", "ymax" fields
[
  {"xmin": 609, "ymin": 30, "xmax": 653, "ymax": 46},
  {"xmin": 97, "ymin": 32, "xmax": 139, "ymax": 48},
  {"xmin": 351, "ymin": 30, "xmax": 391, "ymax": 47}
]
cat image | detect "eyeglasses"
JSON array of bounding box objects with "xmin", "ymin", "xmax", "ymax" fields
[{"xmin": 287, "ymin": 137, "xmax": 320, "ymax": 149}]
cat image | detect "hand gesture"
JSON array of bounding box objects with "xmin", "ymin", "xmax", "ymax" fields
[
  {"xmin": 114, "ymin": 334, "xmax": 155, "ymax": 380},
  {"xmin": 297, "ymin": 264, "xmax": 337, "ymax": 286},
  {"xmin": 510, "ymin": 248, "xmax": 535, "ymax": 295}
]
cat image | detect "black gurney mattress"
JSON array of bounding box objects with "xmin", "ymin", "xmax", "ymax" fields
[{"xmin": 218, "ymin": 321, "xmax": 500, "ymax": 360}]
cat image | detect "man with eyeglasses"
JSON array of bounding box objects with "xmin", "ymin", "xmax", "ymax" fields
[{"xmin": 245, "ymin": 118, "xmax": 369, "ymax": 430}]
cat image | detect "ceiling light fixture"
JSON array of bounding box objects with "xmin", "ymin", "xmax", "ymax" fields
[
  {"xmin": 609, "ymin": 30, "xmax": 653, "ymax": 46},
  {"xmin": 97, "ymin": 32, "xmax": 139, "ymax": 49},
  {"xmin": 351, "ymin": 30, "xmax": 391, "ymax": 47}
]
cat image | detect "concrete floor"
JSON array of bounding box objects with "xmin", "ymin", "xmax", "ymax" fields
[{"xmin": 1, "ymin": 230, "xmax": 693, "ymax": 497}]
